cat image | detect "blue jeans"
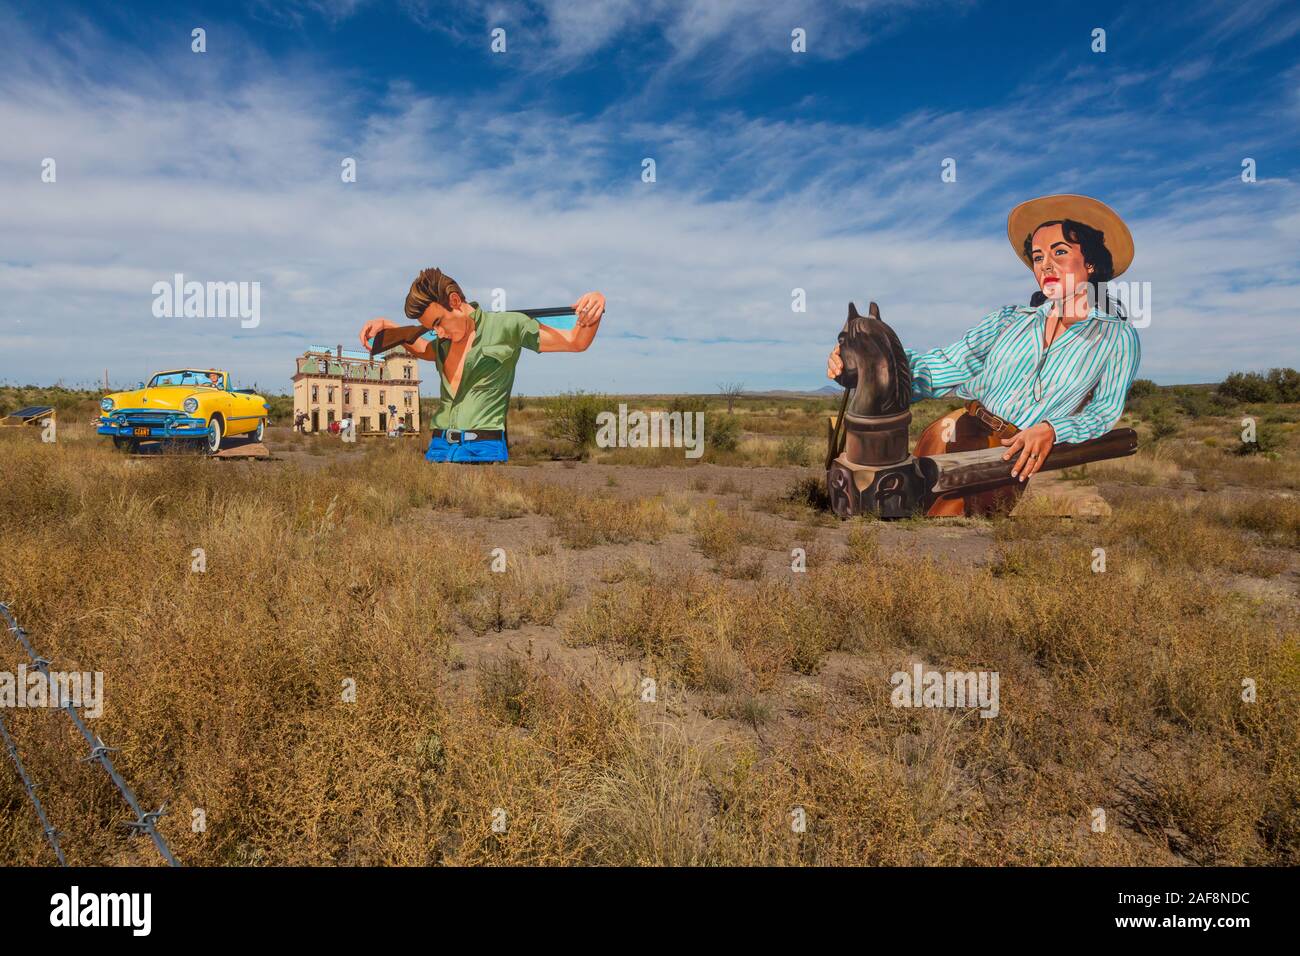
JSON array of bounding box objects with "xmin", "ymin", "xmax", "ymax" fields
[{"xmin": 424, "ymin": 434, "xmax": 509, "ymax": 463}]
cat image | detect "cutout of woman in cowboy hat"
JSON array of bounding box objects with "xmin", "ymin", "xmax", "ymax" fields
[{"xmin": 827, "ymin": 194, "xmax": 1141, "ymax": 516}]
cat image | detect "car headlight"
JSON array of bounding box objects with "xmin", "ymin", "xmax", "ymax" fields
[
  {"xmin": 100, "ymin": 397, "xmax": 114, "ymax": 411},
  {"xmin": 183, "ymin": 397, "xmax": 199, "ymax": 414}
]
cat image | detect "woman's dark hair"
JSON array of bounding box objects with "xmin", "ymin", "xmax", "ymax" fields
[{"xmin": 1024, "ymin": 218, "xmax": 1125, "ymax": 317}]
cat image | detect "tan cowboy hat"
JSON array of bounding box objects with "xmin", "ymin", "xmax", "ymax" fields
[{"xmin": 1007, "ymin": 194, "xmax": 1134, "ymax": 279}]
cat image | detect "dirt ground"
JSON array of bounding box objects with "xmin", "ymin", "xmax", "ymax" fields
[{"xmin": 257, "ymin": 427, "xmax": 1300, "ymax": 786}]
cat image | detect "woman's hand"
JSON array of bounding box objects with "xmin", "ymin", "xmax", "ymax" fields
[
  {"xmin": 359, "ymin": 317, "xmax": 396, "ymax": 351},
  {"xmin": 827, "ymin": 344, "xmax": 843, "ymax": 381},
  {"xmin": 573, "ymin": 291, "xmax": 606, "ymax": 327},
  {"xmin": 1000, "ymin": 421, "xmax": 1056, "ymax": 481}
]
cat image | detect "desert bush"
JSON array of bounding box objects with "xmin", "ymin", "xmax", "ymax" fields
[
  {"xmin": 1267, "ymin": 368, "xmax": 1300, "ymax": 403},
  {"xmin": 1236, "ymin": 420, "xmax": 1285, "ymax": 456},
  {"xmin": 459, "ymin": 564, "xmax": 571, "ymax": 634},
  {"xmin": 776, "ymin": 436, "xmax": 812, "ymax": 466},
  {"xmin": 788, "ymin": 475, "xmax": 832, "ymax": 510},
  {"xmin": 0, "ymin": 385, "xmax": 100, "ymax": 418},
  {"xmin": 707, "ymin": 414, "xmax": 741, "ymax": 452},
  {"xmin": 531, "ymin": 483, "xmax": 671, "ymax": 549},
  {"xmin": 668, "ymin": 395, "xmax": 709, "ymax": 415},
  {"xmin": 1172, "ymin": 387, "xmax": 1215, "ymax": 419},
  {"xmin": 1126, "ymin": 378, "xmax": 1158, "ymax": 400},
  {"xmin": 542, "ymin": 391, "xmax": 610, "ymax": 455},
  {"xmin": 844, "ymin": 521, "xmax": 879, "ymax": 562},
  {"xmin": 691, "ymin": 501, "xmax": 783, "ymax": 576},
  {"xmin": 1218, "ymin": 367, "xmax": 1300, "ymax": 404},
  {"xmin": 1149, "ymin": 407, "xmax": 1179, "ymax": 441},
  {"xmin": 264, "ymin": 393, "xmax": 294, "ymax": 421}
]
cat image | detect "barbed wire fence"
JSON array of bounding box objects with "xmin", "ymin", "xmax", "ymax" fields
[
  {"xmin": 0, "ymin": 602, "xmax": 180, "ymax": 867},
  {"xmin": 0, "ymin": 711, "xmax": 66, "ymax": 865}
]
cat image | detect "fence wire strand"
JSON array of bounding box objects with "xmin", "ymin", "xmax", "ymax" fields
[
  {"xmin": 0, "ymin": 602, "xmax": 180, "ymax": 867},
  {"xmin": 0, "ymin": 711, "xmax": 66, "ymax": 865}
]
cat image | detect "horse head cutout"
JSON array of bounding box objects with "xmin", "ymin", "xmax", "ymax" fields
[
  {"xmin": 831, "ymin": 301, "xmax": 913, "ymax": 467},
  {"xmin": 834, "ymin": 301, "xmax": 912, "ymax": 418}
]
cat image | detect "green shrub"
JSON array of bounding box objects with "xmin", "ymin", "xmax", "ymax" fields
[
  {"xmin": 1236, "ymin": 420, "xmax": 1284, "ymax": 456},
  {"xmin": 1128, "ymin": 378, "xmax": 1159, "ymax": 399},
  {"xmin": 707, "ymin": 413, "xmax": 741, "ymax": 452},
  {"xmin": 782, "ymin": 476, "xmax": 830, "ymax": 511},
  {"xmin": 669, "ymin": 395, "xmax": 709, "ymax": 415},
  {"xmin": 1220, "ymin": 371, "xmax": 1278, "ymax": 403},
  {"xmin": 264, "ymin": 394, "xmax": 294, "ymax": 421},
  {"xmin": 776, "ymin": 436, "xmax": 812, "ymax": 466},
  {"xmin": 1150, "ymin": 407, "xmax": 1179, "ymax": 441},
  {"xmin": 543, "ymin": 391, "xmax": 610, "ymax": 454},
  {"xmin": 1173, "ymin": 388, "xmax": 1215, "ymax": 419},
  {"xmin": 1267, "ymin": 368, "xmax": 1300, "ymax": 403}
]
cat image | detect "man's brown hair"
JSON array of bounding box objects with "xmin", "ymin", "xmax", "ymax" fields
[{"xmin": 404, "ymin": 267, "xmax": 465, "ymax": 320}]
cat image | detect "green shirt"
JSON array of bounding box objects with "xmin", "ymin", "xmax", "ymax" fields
[{"xmin": 424, "ymin": 306, "xmax": 540, "ymax": 431}]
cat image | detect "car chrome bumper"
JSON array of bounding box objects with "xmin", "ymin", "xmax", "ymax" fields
[{"xmin": 98, "ymin": 415, "xmax": 209, "ymax": 438}]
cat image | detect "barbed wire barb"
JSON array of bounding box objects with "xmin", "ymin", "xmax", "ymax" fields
[
  {"xmin": 0, "ymin": 712, "xmax": 67, "ymax": 865},
  {"xmin": 0, "ymin": 602, "xmax": 180, "ymax": 867}
]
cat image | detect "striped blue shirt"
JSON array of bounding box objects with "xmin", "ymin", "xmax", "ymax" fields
[{"xmin": 904, "ymin": 302, "xmax": 1141, "ymax": 444}]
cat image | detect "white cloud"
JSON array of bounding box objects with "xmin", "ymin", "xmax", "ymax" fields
[
  {"xmin": 0, "ymin": 8, "xmax": 1295, "ymax": 395},
  {"xmin": 368, "ymin": 0, "xmax": 970, "ymax": 89}
]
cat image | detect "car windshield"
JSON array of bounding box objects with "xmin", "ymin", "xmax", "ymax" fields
[{"xmin": 149, "ymin": 371, "xmax": 224, "ymax": 389}]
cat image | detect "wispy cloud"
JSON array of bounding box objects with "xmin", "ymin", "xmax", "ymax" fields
[{"xmin": 0, "ymin": 2, "xmax": 1295, "ymax": 394}]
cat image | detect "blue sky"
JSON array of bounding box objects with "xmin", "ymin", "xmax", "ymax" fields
[{"xmin": 1, "ymin": 0, "xmax": 1297, "ymax": 394}]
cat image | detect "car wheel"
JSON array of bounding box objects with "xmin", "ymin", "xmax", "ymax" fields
[
  {"xmin": 112, "ymin": 437, "xmax": 139, "ymax": 453},
  {"xmin": 206, "ymin": 417, "xmax": 223, "ymax": 454},
  {"xmin": 252, "ymin": 418, "xmax": 265, "ymax": 443}
]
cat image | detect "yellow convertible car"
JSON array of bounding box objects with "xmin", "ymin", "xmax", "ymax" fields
[{"xmin": 98, "ymin": 369, "xmax": 269, "ymax": 453}]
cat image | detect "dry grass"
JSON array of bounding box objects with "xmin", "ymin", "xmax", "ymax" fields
[
  {"xmin": 1089, "ymin": 446, "xmax": 1187, "ymax": 487},
  {"xmin": 0, "ymin": 398, "xmax": 1296, "ymax": 867},
  {"xmin": 569, "ymin": 538, "xmax": 1297, "ymax": 863},
  {"xmin": 690, "ymin": 500, "xmax": 786, "ymax": 577}
]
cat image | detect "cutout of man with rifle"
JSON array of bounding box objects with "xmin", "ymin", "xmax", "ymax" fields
[{"xmin": 359, "ymin": 268, "xmax": 605, "ymax": 462}]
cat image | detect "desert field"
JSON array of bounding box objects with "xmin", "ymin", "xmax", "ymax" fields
[{"xmin": 0, "ymin": 384, "xmax": 1296, "ymax": 866}]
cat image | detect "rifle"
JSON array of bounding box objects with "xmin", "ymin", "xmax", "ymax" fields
[{"xmin": 367, "ymin": 306, "xmax": 582, "ymax": 356}]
